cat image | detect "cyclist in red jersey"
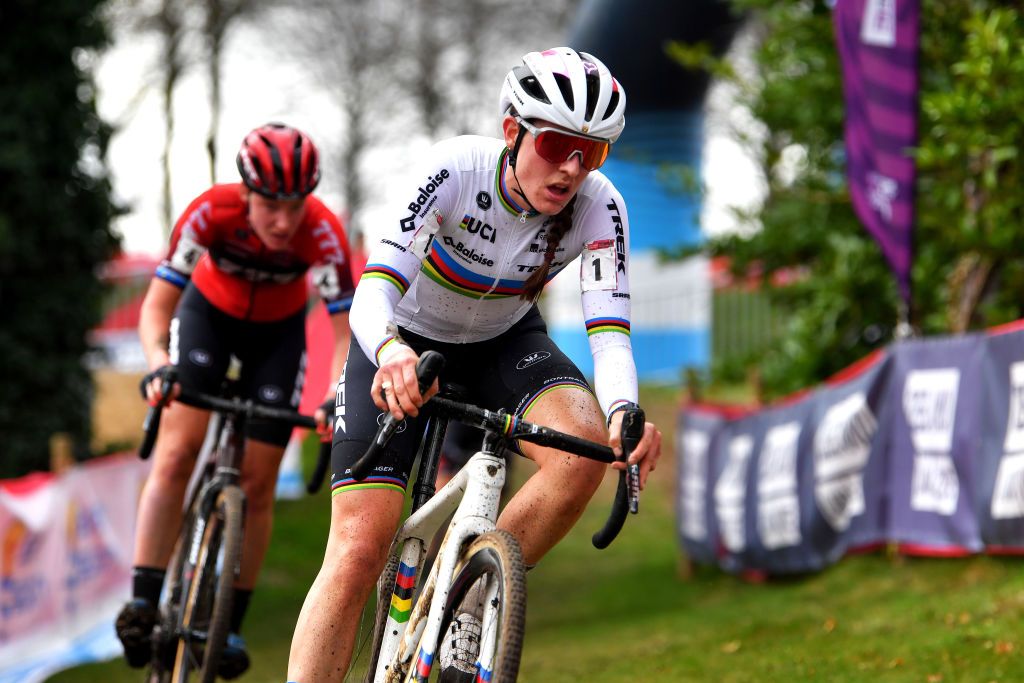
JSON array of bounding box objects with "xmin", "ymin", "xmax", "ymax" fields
[{"xmin": 115, "ymin": 123, "xmax": 356, "ymax": 679}]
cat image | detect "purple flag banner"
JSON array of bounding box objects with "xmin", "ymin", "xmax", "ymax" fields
[{"xmin": 834, "ymin": 0, "xmax": 920, "ymax": 305}]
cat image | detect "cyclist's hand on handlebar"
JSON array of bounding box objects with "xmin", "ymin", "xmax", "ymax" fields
[
  {"xmin": 608, "ymin": 411, "xmax": 662, "ymax": 490},
  {"xmin": 314, "ymin": 397, "xmax": 335, "ymax": 438},
  {"xmin": 139, "ymin": 364, "xmax": 180, "ymax": 406},
  {"xmin": 372, "ymin": 346, "xmax": 439, "ymax": 420}
]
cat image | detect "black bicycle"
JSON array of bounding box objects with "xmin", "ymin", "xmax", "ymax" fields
[
  {"xmin": 138, "ymin": 372, "xmax": 330, "ymax": 683},
  {"xmin": 347, "ymin": 351, "xmax": 644, "ymax": 682}
]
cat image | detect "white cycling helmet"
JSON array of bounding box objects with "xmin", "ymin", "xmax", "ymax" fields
[{"xmin": 499, "ymin": 47, "xmax": 626, "ymax": 143}]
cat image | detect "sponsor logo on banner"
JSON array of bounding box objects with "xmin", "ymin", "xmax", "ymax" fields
[
  {"xmin": 903, "ymin": 368, "xmax": 960, "ymax": 515},
  {"xmin": 861, "ymin": 0, "xmax": 897, "ymax": 47},
  {"xmin": 813, "ymin": 393, "xmax": 877, "ymax": 531},
  {"xmin": 715, "ymin": 435, "xmax": 753, "ymax": 552},
  {"xmin": 1, "ymin": 519, "xmax": 46, "ymax": 623},
  {"xmin": 66, "ymin": 500, "xmax": 120, "ymax": 609},
  {"xmin": 757, "ymin": 422, "xmax": 802, "ymax": 550},
  {"xmin": 867, "ymin": 171, "xmax": 898, "ymax": 222},
  {"xmin": 992, "ymin": 362, "xmax": 1024, "ymax": 519},
  {"xmin": 681, "ymin": 431, "xmax": 710, "ymax": 541}
]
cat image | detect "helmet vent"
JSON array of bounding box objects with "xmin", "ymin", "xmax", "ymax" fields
[
  {"xmin": 553, "ymin": 73, "xmax": 574, "ymax": 110},
  {"xmin": 515, "ymin": 66, "xmax": 550, "ymax": 104},
  {"xmin": 584, "ymin": 72, "xmax": 600, "ymax": 121},
  {"xmin": 602, "ymin": 91, "xmax": 621, "ymax": 124}
]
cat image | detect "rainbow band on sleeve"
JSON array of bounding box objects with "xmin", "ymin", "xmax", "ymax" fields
[
  {"xmin": 607, "ymin": 399, "xmax": 634, "ymax": 416},
  {"xmin": 585, "ymin": 316, "xmax": 631, "ymax": 337},
  {"xmin": 360, "ymin": 264, "xmax": 410, "ymax": 296},
  {"xmin": 375, "ymin": 336, "xmax": 402, "ymax": 365}
]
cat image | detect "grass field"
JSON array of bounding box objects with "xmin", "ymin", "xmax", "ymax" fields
[{"xmin": 49, "ymin": 386, "xmax": 1024, "ymax": 682}]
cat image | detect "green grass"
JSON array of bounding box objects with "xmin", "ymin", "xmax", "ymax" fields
[{"xmin": 49, "ymin": 388, "xmax": 1024, "ymax": 682}]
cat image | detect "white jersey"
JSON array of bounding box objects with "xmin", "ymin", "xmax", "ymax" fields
[{"xmin": 350, "ymin": 135, "xmax": 637, "ymax": 417}]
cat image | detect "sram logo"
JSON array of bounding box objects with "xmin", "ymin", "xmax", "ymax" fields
[{"xmin": 399, "ymin": 169, "xmax": 451, "ymax": 232}]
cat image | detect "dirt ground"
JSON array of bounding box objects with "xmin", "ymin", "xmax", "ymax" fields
[{"xmin": 92, "ymin": 369, "xmax": 149, "ymax": 453}]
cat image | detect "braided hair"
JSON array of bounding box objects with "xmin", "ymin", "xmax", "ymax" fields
[{"xmin": 520, "ymin": 195, "xmax": 577, "ymax": 302}]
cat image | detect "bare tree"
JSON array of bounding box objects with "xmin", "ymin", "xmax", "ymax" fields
[
  {"xmin": 406, "ymin": 0, "xmax": 581, "ymax": 137},
  {"xmin": 195, "ymin": 0, "xmax": 265, "ymax": 182},
  {"xmin": 274, "ymin": 0, "xmax": 411, "ymax": 237},
  {"xmin": 105, "ymin": 0, "xmax": 194, "ymax": 236}
]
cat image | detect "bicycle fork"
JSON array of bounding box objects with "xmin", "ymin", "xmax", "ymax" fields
[{"xmin": 374, "ymin": 453, "xmax": 505, "ymax": 683}]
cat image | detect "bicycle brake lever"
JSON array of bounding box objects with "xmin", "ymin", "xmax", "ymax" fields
[
  {"xmin": 592, "ymin": 407, "xmax": 645, "ymax": 549},
  {"xmin": 351, "ymin": 351, "xmax": 446, "ymax": 481},
  {"xmin": 621, "ymin": 409, "xmax": 645, "ymax": 514}
]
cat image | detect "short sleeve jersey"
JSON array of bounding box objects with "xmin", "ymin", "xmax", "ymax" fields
[
  {"xmin": 155, "ymin": 184, "xmax": 356, "ymax": 322},
  {"xmin": 351, "ymin": 136, "xmax": 637, "ymax": 417}
]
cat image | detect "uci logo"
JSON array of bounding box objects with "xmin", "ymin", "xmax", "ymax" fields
[{"xmin": 516, "ymin": 351, "xmax": 551, "ymax": 370}]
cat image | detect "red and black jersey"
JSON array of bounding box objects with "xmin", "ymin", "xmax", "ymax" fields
[{"xmin": 156, "ymin": 183, "xmax": 355, "ymax": 322}]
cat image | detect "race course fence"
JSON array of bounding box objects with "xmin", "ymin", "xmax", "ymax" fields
[{"xmin": 677, "ymin": 319, "xmax": 1024, "ymax": 575}]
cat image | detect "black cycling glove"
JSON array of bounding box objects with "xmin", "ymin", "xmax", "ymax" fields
[{"xmin": 139, "ymin": 364, "xmax": 178, "ymax": 400}]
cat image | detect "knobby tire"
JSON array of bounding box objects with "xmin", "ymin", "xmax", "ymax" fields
[
  {"xmin": 171, "ymin": 485, "xmax": 244, "ymax": 683},
  {"xmin": 426, "ymin": 529, "xmax": 526, "ymax": 683}
]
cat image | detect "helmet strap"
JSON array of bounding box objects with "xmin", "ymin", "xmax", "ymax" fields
[
  {"xmin": 507, "ymin": 124, "xmax": 527, "ymax": 170},
  {"xmin": 506, "ymin": 121, "xmax": 539, "ymax": 215}
]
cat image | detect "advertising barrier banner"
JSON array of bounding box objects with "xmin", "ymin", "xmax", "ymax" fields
[
  {"xmin": 678, "ymin": 323, "xmax": 1024, "ymax": 575},
  {"xmin": 0, "ymin": 454, "xmax": 149, "ymax": 683}
]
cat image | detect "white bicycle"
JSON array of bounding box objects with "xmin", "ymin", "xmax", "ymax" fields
[{"xmin": 349, "ymin": 351, "xmax": 645, "ymax": 682}]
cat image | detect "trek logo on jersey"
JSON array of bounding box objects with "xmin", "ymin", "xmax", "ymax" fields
[
  {"xmin": 458, "ymin": 214, "xmax": 497, "ymax": 243},
  {"xmin": 312, "ymin": 219, "xmax": 346, "ymax": 262},
  {"xmin": 607, "ymin": 198, "xmax": 626, "ymax": 273},
  {"xmin": 399, "ymin": 169, "xmax": 451, "ymax": 232},
  {"xmin": 441, "ymin": 236, "xmax": 494, "ymax": 267},
  {"xmin": 516, "ymin": 351, "xmax": 551, "ymax": 370}
]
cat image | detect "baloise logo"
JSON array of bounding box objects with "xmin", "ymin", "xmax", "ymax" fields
[
  {"xmin": 400, "ymin": 169, "xmax": 451, "ymax": 232},
  {"xmin": 441, "ymin": 236, "xmax": 494, "ymax": 267}
]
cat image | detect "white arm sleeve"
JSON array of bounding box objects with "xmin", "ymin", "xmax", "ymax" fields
[{"xmin": 577, "ymin": 185, "xmax": 639, "ymax": 418}]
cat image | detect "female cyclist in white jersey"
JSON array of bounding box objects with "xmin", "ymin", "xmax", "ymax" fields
[{"xmin": 287, "ymin": 47, "xmax": 662, "ymax": 681}]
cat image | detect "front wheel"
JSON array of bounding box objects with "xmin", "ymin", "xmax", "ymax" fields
[
  {"xmin": 428, "ymin": 529, "xmax": 526, "ymax": 683},
  {"xmin": 171, "ymin": 485, "xmax": 245, "ymax": 683}
]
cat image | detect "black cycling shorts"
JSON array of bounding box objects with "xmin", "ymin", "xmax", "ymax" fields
[
  {"xmin": 330, "ymin": 306, "xmax": 593, "ymax": 494},
  {"xmin": 171, "ymin": 284, "xmax": 307, "ymax": 447}
]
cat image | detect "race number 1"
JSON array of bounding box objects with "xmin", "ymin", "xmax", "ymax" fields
[{"xmin": 582, "ymin": 239, "xmax": 617, "ymax": 291}]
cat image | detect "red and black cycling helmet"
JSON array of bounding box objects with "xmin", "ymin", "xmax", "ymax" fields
[{"xmin": 236, "ymin": 122, "xmax": 321, "ymax": 200}]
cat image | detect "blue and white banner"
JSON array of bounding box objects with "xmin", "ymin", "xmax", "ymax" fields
[{"xmin": 678, "ymin": 321, "xmax": 1024, "ymax": 574}]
